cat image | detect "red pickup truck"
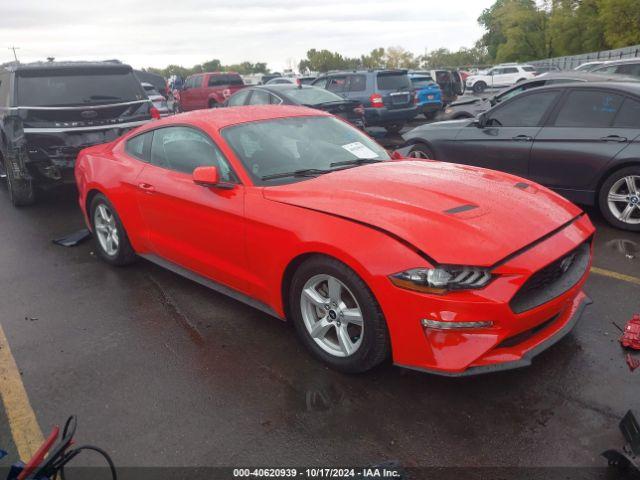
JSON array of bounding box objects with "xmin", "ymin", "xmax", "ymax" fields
[{"xmin": 178, "ymin": 72, "xmax": 245, "ymax": 111}]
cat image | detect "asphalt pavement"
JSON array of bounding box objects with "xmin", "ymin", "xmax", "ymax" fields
[{"xmin": 0, "ymin": 147, "xmax": 638, "ymax": 472}]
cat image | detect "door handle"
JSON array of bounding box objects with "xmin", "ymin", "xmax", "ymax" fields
[
  {"xmin": 600, "ymin": 135, "xmax": 628, "ymax": 143},
  {"xmin": 512, "ymin": 135, "xmax": 533, "ymax": 142},
  {"xmin": 138, "ymin": 182, "xmax": 155, "ymax": 193}
]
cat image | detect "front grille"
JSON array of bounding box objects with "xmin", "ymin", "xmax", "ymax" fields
[
  {"xmin": 510, "ymin": 242, "xmax": 591, "ymax": 314},
  {"xmin": 497, "ymin": 315, "xmax": 559, "ymax": 348}
]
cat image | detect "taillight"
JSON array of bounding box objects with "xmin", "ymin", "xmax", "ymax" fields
[
  {"xmin": 370, "ymin": 93, "xmax": 384, "ymax": 108},
  {"xmin": 413, "ymin": 92, "xmax": 418, "ymax": 104},
  {"xmin": 150, "ymin": 106, "xmax": 161, "ymax": 120}
]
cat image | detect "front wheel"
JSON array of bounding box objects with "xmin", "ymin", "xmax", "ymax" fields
[
  {"xmin": 407, "ymin": 143, "xmax": 434, "ymax": 159},
  {"xmin": 90, "ymin": 194, "xmax": 137, "ymax": 266},
  {"xmin": 599, "ymin": 167, "xmax": 640, "ymax": 231},
  {"xmin": 289, "ymin": 256, "xmax": 390, "ymax": 373}
]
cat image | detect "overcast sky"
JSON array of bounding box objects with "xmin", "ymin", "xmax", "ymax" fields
[{"xmin": 1, "ymin": 0, "xmax": 495, "ymax": 71}]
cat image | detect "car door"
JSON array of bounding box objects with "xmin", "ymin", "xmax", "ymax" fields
[
  {"xmin": 445, "ymin": 89, "xmax": 561, "ymax": 177},
  {"xmin": 341, "ymin": 74, "xmax": 367, "ymax": 103},
  {"xmin": 135, "ymin": 125, "xmax": 247, "ymax": 292},
  {"xmin": 325, "ymin": 75, "xmax": 348, "ymax": 98},
  {"xmin": 529, "ymin": 88, "xmax": 640, "ymax": 199},
  {"xmin": 246, "ymin": 89, "xmax": 282, "ymax": 105}
]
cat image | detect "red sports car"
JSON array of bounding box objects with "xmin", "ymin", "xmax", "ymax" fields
[{"xmin": 75, "ymin": 105, "xmax": 595, "ymax": 375}]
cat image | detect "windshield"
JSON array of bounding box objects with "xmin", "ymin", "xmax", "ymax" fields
[
  {"xmin": 222, "ymin": 116, "xmax": 390, "ymax": 185},
  {"xmin": 284, "ymin": 87, "xmax": 345, "ymax": 105},
  {"xmin": 410, "ymin": 77, "xmax": 434, "ymax": 88},
  {"xmin": 17, "ymin": 68, "xmax": 144, "ymax": 106}
]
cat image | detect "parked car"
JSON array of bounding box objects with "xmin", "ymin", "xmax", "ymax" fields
[
  {"xmin": 402, "ymin": 82, "xmax": 640, "ymax": 231},
  {"xmin": 592, "ymin": 58, "xmax": 640, "ymax": 78},
  {"xmin": 75, "ymin": 105, "xmax": 594, "ymax": 375},
  {"xmin": 574, "ymin": 61, "xmax": 606, "ymax": 72},
  {"xmin": 134, "ymin": 69, "xmax": 168, "ymax": 98},
  {"xmin": 437, "ymin": 72, "xmax": 635, "ymax": 121},
  {"xmin": 535, "ymin": 65, "xmax": 562, "ymax": 74},
  {"xmin": 265, "ymin": 77, "xmax": 296, "ymax": 85},
  {"xmin": 312, "ymin": 70, "xmax": 419, "ymax": 133},
  {"xmin": 419, "ymin": 70, "xmax": 465, "ymax": 104},
  {"xmin": 466, "ymin": 64, "xmax": 537, "ymax": 93},
  {"xmin": 178, "ymin": 72, "xmax": 245, "ymax": 111},
  {"xmin": 225, "ymin": 84, "xmax": 365, "ymax": 128},
  {"xmin": 0, "ymin": 61, "xmax": 157, "ymax": 206},
  {"xmin": 298, "ymin": 76, "xmax": 317, "ymax": 85},
  {"xmin": 408, "ymin": 73, "xmax": 442, "ymax": 119},
  {"xmin": 141, "ymin": 82, "xmax": 170, "ymax": 117},
  {"xmin": 260, "ymin": 73, "xmax": 283, "ymax": 84}
]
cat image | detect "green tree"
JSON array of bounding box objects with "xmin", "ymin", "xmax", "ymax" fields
[
  {"xmin": 360, "ymin": 48, "xmax": 386, "ymax": 69},
  {"xmin": 600, "ymin": 0, "xmax": 640, "ymax": 48}
]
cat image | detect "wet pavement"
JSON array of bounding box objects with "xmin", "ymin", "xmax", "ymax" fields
[{"xmin": 0, "ymin": 163, "xmax": 638, "ymax": 470}]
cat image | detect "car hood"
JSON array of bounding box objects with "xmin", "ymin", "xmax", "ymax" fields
[{"xmin": 262, "ymin": 161, "xmax": 582, "ymax": 266}]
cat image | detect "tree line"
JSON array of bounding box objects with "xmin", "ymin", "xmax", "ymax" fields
[{"xmin": 144, "ymin": 0, "xmax": 640, "ymax": 75}]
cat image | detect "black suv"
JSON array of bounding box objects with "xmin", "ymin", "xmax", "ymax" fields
[{"xmin": 0, "ymin": 61, "xmax": 154, "ymax": 206}]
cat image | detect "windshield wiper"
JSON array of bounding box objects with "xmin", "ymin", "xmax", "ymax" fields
[
  {"xmin": 329, "ymin": 158, "xmax": 383, "ymax": 168},
  {"xmin": 261, "ymin": 168, "xmax": 333, "ymax": 181}
]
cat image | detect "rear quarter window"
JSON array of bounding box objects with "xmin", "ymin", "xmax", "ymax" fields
[{"xmin": 208, "ymin": 75, "xmax": 244, "ymax": 87}]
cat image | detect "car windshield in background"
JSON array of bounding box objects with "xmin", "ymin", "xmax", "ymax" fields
[
  {"xmin": 16, "ymin": 68, "xmax": 143, "ymax": 107},
  {"xmin": 222, "ymin": 116, "xmax": 390, "ymax": 185},
  {"xmin": 208, "ymin": 75, "xmax": 243, "ymax": 86},
  {"xmin": 377, "ymin": 73, "xmax": 410, "ymax": 90},
  {"xmin": 411, "ymin": 77, "xmax": 434, "ymax": 88},
  {"xmin": 283, "ymin": 87, "xmax": 345, "ymax": 105}
]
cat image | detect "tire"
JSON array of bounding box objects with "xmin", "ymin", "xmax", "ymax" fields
[
  {"xmin": 5, "ymin": 158, "xmax": 36, "ymax": 207},
  {"xmin": 208, "ymin": 100, "xmax": 218, "ymax": 109},
  {"xmin": 289, "ymin": 256, "xmax": 390, "ymax": 373},
  {"xmin": 407, "ymin": 143, "xmax": 434, "ymax": 159},
  {"xmin": 423, "ymin": 110, "xmax": 437, "ymax": 121},
  {"xmin": 90, "ymin": 194, "xmax": 137, "ymax": 266},
  {"xmin": 598, "ymin": 166, "xmax": 640, "ymax": 232},
  {"xmin": 472, "ymin": 81, "xmax": 486, "ymax": 94},
  {"xmin": 384, "ymin": 123, "xmax": 404, "ymax": 134}
]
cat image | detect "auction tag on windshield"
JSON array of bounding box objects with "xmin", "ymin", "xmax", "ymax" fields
[{"xmin": 342, "ymin": 142, "xmax": 378, "ymax": 159}]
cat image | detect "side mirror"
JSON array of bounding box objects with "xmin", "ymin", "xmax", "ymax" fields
[{"xmin": 193, "ymin": 166, "xmax": 236, "ymax": 190}]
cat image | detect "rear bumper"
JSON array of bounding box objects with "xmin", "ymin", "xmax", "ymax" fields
[{"xmin": 364, "ymin": 105, "xmax": 419, "ymax": 126}]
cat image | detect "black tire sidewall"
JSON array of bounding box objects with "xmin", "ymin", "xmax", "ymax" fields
[
  {"xmin": 90, "ymin": 194, "xmax": 136, "ymax": 265},
  {"xmin": 473, "ymin": 82, "xmax": 486, "ymax": 93},
  {"xmin": 598, "ymin": 166, "xmax": 640, "ymax": 232},
  {"xmin": 409, "ymin": 144, "xmax": 433, "ymax": 159},
  {"xmin": 5, "ymin": 161, "xmax": 36, "ymax": 207},
  {"xmin": 289, "ymin": 257, "xmax": 389, "ymax": 373}
]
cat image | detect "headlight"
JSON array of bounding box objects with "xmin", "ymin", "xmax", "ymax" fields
[
  {"xmin": 444, "ymin": 108, "xmax": 453, "ymax": 114},
  {"xmin": 389, "ymin": 266, "xmax": 492, "ymax": 294}
]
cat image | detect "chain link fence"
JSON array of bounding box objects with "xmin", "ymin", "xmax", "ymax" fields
[{"xmin": 528, "ymin": 44, "xmax": 640, "ymax": 70}]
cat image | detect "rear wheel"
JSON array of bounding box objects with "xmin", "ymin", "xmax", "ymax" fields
[
  {"xmin": 599, "ymin": 167, "xmax": 640, "ymax": 231},
  {"xmin": 5, "ymin": 158, "xmax": 36, "ymax": 207},
  {"xmin": 90, "ymin": 194, "xmax": 137, "ymax": 266},
  {"xmin": 407, "ymin": 143, "xmax": 434, "ymax": 160},
  {"xmin": 289, "ymin": 256, "xmax": 389, "ymax": 373},
  {"xmin": 473, "ymin": 81, "xmax": 486, "ymax": 94}
]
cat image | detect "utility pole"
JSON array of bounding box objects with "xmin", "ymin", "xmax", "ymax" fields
[{"xmin": 8, "ymin": 46, "xmax": 20, "ymax": 63}]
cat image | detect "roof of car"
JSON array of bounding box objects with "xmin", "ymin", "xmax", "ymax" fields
[
  {"xmin": 534, "ymin": 71, "xmax": 639, "ymax": 82},
  {"xmin": 142, "ymin": 105, "xmax": 331, "ymax": 132},
  {"xmin": 3, "ymin": 61, "xmax": 133, "ymax": 73},
  {"xmin": 523, "ymin": 81, "xmax": 640, "ymax": 96}
]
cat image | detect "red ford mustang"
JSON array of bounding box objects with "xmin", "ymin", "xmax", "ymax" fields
[{"xmin": 75, "ymin": 105, "xmax": 595, "ymax": 376}]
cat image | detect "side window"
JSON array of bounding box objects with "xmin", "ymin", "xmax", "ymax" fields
[
  {"xmin": 150, "ymin": 127, "xmax": 236, "ymax": 181},
  {"xmin": 489, "ymin": 91, "xmax": 560, "ymax": 127},
  {"xmin": 248, "ymin": 90, "xmax": 272, "ymax": 105},
  {"xmin": 348, "ymin": 75, "xmax": 366, "ymax": 92},
  {"xmin": 617, "ymin": 63, "xmax": 640, "ymax": 77},
  {"xmin": 554, "ymin": 90, "xmax": 624, "ymax": 127},
  {"xmin": 614, "ymin": 97, "xmax": 640, "ymax": 128},
  {"xmin": 503, "ymin": 67, "xmax": 519, "ymax": 74},
  {"xmin": 228, "ymin": 89, "xmax": 251, "ymax": 106},
  {"xmin": 490, "ymin": 69, "xmax": 501, "ymax": 75},
  {"xmin": 312, "ymin": 77, "xmax": 327, "ymax": 89},
  {"xmin": 125, "ymin": 132, "xmax": 150, "ymax": 161},
  {"xmin": 326, "ymin": 76, "xmax": 347, "ymax": 93}
]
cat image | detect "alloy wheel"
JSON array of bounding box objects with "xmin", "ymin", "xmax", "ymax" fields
[
  {"xmin": 94, "ymin": 204, "xmax": 120, "ymax": 255},
  {"xmin": 608, "ymin": 175, "xmax": 640, "ymax": 225},
  {"xmin": 300, "ymin": 274, "xmax": 364, "ymax": 358},
  {"xmin": 408, "ymin": 149, "xmax": 431, "ymax": 159}
]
